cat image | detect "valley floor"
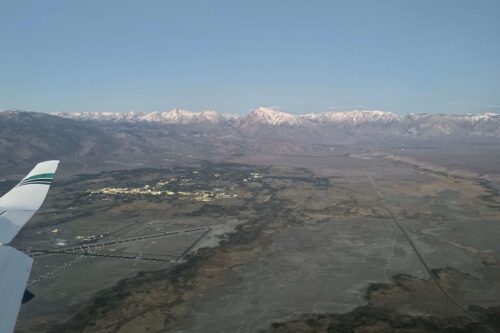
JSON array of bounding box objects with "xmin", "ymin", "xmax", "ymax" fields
[{"xmin": 9, "ymin": 144, "xmax": 500, "ymax": 333}]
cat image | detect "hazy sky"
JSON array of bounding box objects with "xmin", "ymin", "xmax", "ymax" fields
[{"xmin": 1, "ymin": 0, "xmax": 499, "ymax": 114}]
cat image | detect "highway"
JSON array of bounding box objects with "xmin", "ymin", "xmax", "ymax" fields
[{"xmin": 362, "ymin": 168, "xmax": 481, "ymax": 325}]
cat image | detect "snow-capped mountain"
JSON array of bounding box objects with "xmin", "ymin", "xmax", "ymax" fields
[
  {"xmin": 240, "ymin": 107, "xmax": 305, "ymax": 126},
  {"xmin": 57, "ymin": 109, "xmax": 238, "ymax": 124},
  {"xmin": 304, "ymin": 110, "xmax": 400, "ymax": 124},
  {"xmin": 55, "ymin": 108, "xmax": 500, "ymax": 138}
]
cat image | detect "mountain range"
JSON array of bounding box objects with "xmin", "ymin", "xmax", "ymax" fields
[
  {"xmin": 1, "ymin": 108, "xmax": 499, "ymax": 175},
  {"xmin": 56, "ymin": 107, "xmax": 500, "ymax": 137}
]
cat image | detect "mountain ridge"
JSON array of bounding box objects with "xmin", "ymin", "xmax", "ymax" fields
[
  {"xmin": 1, "ymin": 108, "xmax": 499, "ymax": 175},
  {"xmin": 51, "ymin": 107, "xmax": 500, "ymax": 138},
  {"xmin": 53, "ymin": 107, "xmax": 499, "ymax": 126}
]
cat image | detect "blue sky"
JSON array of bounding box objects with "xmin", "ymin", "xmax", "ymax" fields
[{"xmin": 1, "ymin": 0, "xmax": 499, "ymax": 114}]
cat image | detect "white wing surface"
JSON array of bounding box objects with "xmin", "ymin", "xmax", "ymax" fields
[
  {"xmin": 0, "ymin": 246, "xmax": 33, "ymax": 333},
  {"xmin": 0, "ymin": 160, "xmax": 59, "ymax": 244},
  {"xmin": 0, "ymin": 160, "xmax": 59, "ymax": 333}
]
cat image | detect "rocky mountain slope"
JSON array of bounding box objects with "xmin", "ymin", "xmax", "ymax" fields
[
  {"xmin": 0, "ymin": 111, "xmax": 118, "ymax": 171},
  {"xmin": 0, "ymin": 111, "xmax": 223, "ymax": 175}
]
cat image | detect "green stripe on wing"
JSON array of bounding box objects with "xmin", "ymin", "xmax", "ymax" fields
[
  {"xmin": 23, "ymin": 173, "xmax": 55, "ymax": 182},
  {"xmin": 17, "ymin": 173, "xmax": 55, "ymax": 187}
]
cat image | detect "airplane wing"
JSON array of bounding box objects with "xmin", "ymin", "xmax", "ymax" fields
[
  {"xmin": 0, "ymin": 160, "xmax": 59, "ymax": 333},
  {"xmin": 0, "ymin": 246, "xmax": 33, "ymax": 333}
]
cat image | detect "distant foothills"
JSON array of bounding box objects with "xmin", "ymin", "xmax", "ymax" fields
[{"xmin": 0, "ymin": 108, "xmax": 499, "ymax": 173}]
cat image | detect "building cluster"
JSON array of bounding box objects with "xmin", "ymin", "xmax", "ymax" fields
[
  {"xmin": 88, "ymin": 178, "xmax": 237, "ymax": 203},
  {"xmin": 89, "ymin": 185, "xmax": 163, "ymax": 196}
]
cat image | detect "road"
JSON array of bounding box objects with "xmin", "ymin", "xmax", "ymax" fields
[{"xmin": 362, "ymin": 168, "xmax": 480, "ymax": 324}]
